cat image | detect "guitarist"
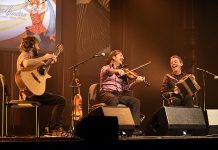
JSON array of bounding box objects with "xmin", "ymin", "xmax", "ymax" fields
[{"xmin": 16, "ymin": 35, "xmax": 66, "ymax": 136}]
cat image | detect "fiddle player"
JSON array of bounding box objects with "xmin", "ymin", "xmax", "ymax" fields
[
  {"xmin": 16, "ymin": 35, "xmax": 66, "ymax": 136},
  {"xmin": 161, "ymin": 55, "xmax": 195, "ymax": 106},
  {"xmin": 99, "ymin": 50, "xmax": 145, "ymax": 136}
]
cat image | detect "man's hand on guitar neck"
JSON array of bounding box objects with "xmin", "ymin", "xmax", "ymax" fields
[{"xmin": 43, "ymin": 53, "xmax": 57, "ymax": 64}]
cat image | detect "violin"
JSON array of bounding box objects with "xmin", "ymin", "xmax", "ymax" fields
[
  {"xmin": 119, "ymin": 66, "xmax": 150, "ymax": 87},
  {"xmin": 120, "ymin": 67, "xmax": 140, "ymax": 80},
  {"xmin": 72, "ymin": 78, "xmax": 83, "ymax": 121},
  {"xmin": 117, "ymin": 61, "xmax": 151, "ymax": 87}
]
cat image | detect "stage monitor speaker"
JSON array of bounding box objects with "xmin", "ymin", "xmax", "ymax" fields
[
  {"xmin": 206, "ymin": 109, "xmax": 218, "ymax": 135},
  {"xmin": 145, "ymin": 106, "xmax": 207, "ymax": 136},
  {"xmin": 86, "ymin": 106, "xmax": 135, "ymax": 135},
  {"xmin": 75, "ymin": 116, "xmax": 119, "ymax": 140}
]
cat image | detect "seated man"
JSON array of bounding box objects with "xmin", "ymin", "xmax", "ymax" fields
[
  {"xmin": 99, "ymin": 50, "xmax": 145, "ymax": 136},
  {"xmin": 161, "ymin": 55, "xmax": 198, "ymax": 107},
  {"xmin": 16, "ymin": 35, "xmax": 66, "ymax": 136}
]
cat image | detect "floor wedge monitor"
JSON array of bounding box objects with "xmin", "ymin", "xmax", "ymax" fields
[
  {"xmin": 145, "ymin": 106, "xmax": 207, "ymax": 136},
  {"xmin": 85, "ymin": 106, "xmax": 135, "ymax": 136}
]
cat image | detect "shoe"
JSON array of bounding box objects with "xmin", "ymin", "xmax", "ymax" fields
[
  {"xmin": 132, "ymin": 129, "xmax": 143, "ymax": 136},
  {"xmin": 51, "ymin": 127, "xmax": 67, "ymax": 137},
  {"xmin": 44, "ymin": 127, "xmax": 51, "ymax": 136},
  {"xmin": 44, "ymin": 127, "xmax": 66, "ymax": 137}
]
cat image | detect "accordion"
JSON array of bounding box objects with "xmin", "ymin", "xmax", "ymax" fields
[{"xmin": 176, "ymin": 74, "xmax": 201, "ymax": 97}]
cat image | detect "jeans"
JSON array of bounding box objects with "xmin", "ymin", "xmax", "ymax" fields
[
  {"xmin": 99, "ymin": 91, "xmax": 140, "ymax": 126},
  {"xmin": 170, "ymin": 95, "xmax": 194, "ymax": 107},
  {"xmin": 27, "ymin": 92, "xmax": 66, "ymax": 130}
]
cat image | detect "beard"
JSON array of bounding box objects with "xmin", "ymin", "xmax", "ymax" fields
[{"xmin": 31, "ymin": 47, "xmax": 39, "ymax": 57}]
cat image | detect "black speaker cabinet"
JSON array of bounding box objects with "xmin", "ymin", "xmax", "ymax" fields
[
  {"xmin": 145, "ymin": 106, "xmax": 207, "ymax": 136},
  {"xmin": 86, "ymin": 106, "xmax": 135, "ymax": 135},
  {"xmin": 206, "ymin": 109, "xmax": 218, "ymax": 135},
  {"xmin": 75, "ymin": 116, "xmax": 119, "ymax": 140}
]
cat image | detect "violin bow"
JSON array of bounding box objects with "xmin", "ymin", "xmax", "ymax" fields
[{"xmin": 124, "ymin": 61, "xmax": 151, "ymax": 75}]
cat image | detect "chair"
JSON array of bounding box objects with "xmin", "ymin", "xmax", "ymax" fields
[
  {"xmin": 87, "ymin": 83, "xmax": 127, "ymax": 113},
  {"xmin": 0, "ymin": 74, "xmax": 41, "ymax": 137}
]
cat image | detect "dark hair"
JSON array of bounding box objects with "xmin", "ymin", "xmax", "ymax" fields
[
  {"xmin": 19, "ymin": 36, "xmax": 39, "ymax": 52},
  {"xmin": 170, "ymin": 55, "xmax": 183, "ymax": 64},
  {"xmin": 106, "ymin": 50, "xmax": 122, "ymax": 64}
]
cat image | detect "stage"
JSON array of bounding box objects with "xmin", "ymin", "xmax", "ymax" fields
[{"xmin": 0, "ymin": 135, "xmax": 218, "ymax": 148}]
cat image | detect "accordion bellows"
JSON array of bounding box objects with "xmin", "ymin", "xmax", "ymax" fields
[{"xmin": 176, "ymin": 74, "xmax": 201, "ymax": 97}]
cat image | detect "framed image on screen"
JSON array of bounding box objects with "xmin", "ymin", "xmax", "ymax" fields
[{"xmin": 0, "ymin": 0, "xmax": 61, "ymax": 52}]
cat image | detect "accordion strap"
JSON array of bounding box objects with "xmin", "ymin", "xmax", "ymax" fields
[{"xmin": 166, "ymin": 74, "xmax": 179, "ymax": 82}]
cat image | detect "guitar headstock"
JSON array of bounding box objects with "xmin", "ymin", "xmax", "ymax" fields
[{"xmin": 55, "ymin": 44, "xmax": 64, "ymax": 56}]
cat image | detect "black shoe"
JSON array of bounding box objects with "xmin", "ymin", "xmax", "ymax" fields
[{"xmin": 132, "ymin": 129, "xmax": 143, "ymax": 136}]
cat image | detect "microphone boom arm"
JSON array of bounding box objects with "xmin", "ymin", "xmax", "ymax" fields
[
  {"xmin": 68, "ymin": 53, "xmax": 104, "ymax": 70},
  {"xmin": 196, "ymin": 67, "xmax": 218, "ymax": 79}
]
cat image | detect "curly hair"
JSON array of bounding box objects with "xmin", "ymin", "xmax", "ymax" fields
[
  {"xmin": 106, "ymin": 50, "xmax": 122, "ymax": 65},
  {"xmin": 19, "ymin": 36, "xmax": 39, "ymax": 52}
]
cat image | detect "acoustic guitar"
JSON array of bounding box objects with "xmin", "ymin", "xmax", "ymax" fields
[{"xmin": 15, "ymin": 44, "xmax": 64, "ymax": 98}]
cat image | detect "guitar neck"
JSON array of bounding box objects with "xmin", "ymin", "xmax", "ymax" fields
[
  {"xmin": 43, "ymin": 44, "xmax": 63, "ymax": 68},
  {"xmin": 78, "ymin": 86, "xmax": 81, "ymax": 95},
  {"xmin": 44, "ymin": 58, "xmax": 53, "ymax": 67}
]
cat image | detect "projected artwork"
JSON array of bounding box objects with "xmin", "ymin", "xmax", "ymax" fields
[{"xmin": 0, "ymin": 0, "xmax": 57, "ymax": 51}]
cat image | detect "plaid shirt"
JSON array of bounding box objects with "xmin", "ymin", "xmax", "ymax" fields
[{"xmin": 100, "ymin": 65, "xmax": 129, "ymax": 93}]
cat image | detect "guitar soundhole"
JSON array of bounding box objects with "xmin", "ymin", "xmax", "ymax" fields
[{"xmin": 37, "ymin": 67, "xmax": 45, "ymax": 75}]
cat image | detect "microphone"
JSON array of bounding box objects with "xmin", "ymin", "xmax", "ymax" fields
[
  {"xmin": 93, "ymin": 53, "xmax": 105, "ymax": 58},
  {"xmin": 196, "ymin": 67, "xmax": 203, "ymax": 71}
]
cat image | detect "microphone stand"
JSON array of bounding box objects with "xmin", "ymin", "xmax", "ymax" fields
[
  {"xmin": 66, "ymin": 66, "xmax": 77, "ymax": 137},
  {"xmin": 196, "ymin": 67, "xmax": 218, "ymax": 111},
  {"xmin": 67, "ymin": 54, "xmax": 104, "ymax": 137},
  {"xmin": 202, "ymin": 72, "xmax": 206, "ymax": 112},
  {"xmin": 68, "ymin": 55, "xmax": 102, "ymax": 70}
]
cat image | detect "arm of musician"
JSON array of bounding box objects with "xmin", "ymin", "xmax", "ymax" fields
[
  {"xmin": 112, "ymin": 69, "xmax": 125, "ymax": 76},
  {"xmin": 22, "ymin": 53, "xmax": 56, "ymax": 68},
  {"xmin": 161, "ymin": 75, "xmax": 172, "ymax": 94},
  {"xmin": 129, "ymin": 76, "xmax": 145, "ymax": 90},
  {"xmin": 174, "ymin": 86, "xmax": 180, "ymax": 94},
  {"xmin": 104, "ymin": 67, "xmax": 125, "ymax": 77}
]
